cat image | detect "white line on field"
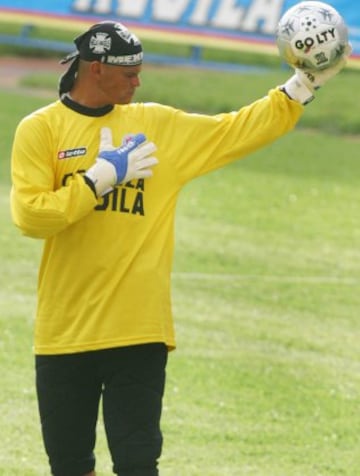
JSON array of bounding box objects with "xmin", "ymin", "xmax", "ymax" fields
[{"xmin": 172, "ymin": 272, "xmax": 359, "ymax": 285}]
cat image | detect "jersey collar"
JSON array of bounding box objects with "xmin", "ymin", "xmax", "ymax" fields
[{"xmin": 61, "ymin": 94, "xmax": 114, "ymax": 117}]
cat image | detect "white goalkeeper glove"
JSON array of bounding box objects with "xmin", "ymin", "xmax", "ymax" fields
[
  {"xmin": 85, "ymin": 128, "xmax": 158, "ymax": 196},
  {"xmin": 281, "ymin": 44, "xmax": 352, "ymax": 105}
]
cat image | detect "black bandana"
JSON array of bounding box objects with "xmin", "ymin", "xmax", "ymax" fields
[{"xmin": 59, "ymin": 21, "xmax": 143, "ymax": 96}]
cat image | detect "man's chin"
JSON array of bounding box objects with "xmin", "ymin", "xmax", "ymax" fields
[{"xmin": 117, "ymin": 93, "xmax": 134, "ymax": 105}]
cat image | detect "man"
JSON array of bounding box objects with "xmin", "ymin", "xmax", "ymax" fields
[{"xmin": 10, "ymin": 20, "xmax": 349, "ymax": 476}]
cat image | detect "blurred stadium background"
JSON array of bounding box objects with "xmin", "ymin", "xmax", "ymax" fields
[{"xmin": 0, "ymin": 0, "xmax": 359, "ymax": 71}]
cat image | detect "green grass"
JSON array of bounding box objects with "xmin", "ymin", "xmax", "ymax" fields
[
  {"xmin": 1, "ymin": 67, "xmax": 360, "ymax": 475},
  {"xmin": 18, "ymin": 64, "xmax": 360, "ymax": 135}
]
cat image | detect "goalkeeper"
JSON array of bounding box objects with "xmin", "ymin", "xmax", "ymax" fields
[{"xmin": 10, "ymin": 20, "xmax": 350, "ymax": 476}]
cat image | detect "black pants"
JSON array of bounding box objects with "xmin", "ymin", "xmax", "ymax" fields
[{"xmin": 35, "ymin": 343, "xmax": 168, "ymax": 476}]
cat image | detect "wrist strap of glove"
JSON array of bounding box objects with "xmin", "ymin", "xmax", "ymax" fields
[
  {"xmin": 83, "ymin": 174, "xmax": 97, "ymax": 198},
  {"xmin": 85, "ymin": 158, "xmax": 117, "ymax": 197},
  {"xmin": 280, "ymin": 74, "xmax": 315, "ymax": 105}
]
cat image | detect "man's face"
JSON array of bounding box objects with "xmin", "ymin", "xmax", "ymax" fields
[{"xmin": 96, "ymin": 63, "xmax": 142, "ymax": 105}]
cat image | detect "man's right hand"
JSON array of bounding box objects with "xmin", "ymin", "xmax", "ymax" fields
[{"xmin": 85, "ymin": 128, "xmax": 158, "ymax": 197}]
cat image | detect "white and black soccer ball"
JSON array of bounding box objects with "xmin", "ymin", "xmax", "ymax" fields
[{"xmin": 276, "ymin": 1, "xmax": 348, "ymax": 70}]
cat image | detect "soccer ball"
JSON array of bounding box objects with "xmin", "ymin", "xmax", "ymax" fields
[{"xmin": 276, "ymin": 1, "xmax": 348, "ymax": 71}]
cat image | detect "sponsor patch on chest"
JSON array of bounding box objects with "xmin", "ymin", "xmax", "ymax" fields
[{"xmin": 58, "ymin": 147, "xmax": 87, "ymax": 160}]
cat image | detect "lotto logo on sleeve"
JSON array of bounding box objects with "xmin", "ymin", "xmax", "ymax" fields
[{"xmin": 58, "ymin": 147, "xmax": 87, "ymax": 160}]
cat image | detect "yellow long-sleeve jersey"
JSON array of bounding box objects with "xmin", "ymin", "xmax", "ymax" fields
[{"xmin": 11, "ymin": 90, "xmax": 303, "ymax": 354}]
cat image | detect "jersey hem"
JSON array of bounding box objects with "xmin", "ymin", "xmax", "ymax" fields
[{"xmin": 33, "ymin": 336, "xmax": 176, "ymax": 355}]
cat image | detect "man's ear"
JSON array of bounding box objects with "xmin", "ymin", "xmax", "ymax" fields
[{"xmin": 90, "ymin": 61, "xmax": 102, "ymax": 77}]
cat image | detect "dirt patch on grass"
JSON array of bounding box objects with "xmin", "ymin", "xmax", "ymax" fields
[{"xmin": 0, "ymin": 56, "xmax": 62, "ymax": 95}]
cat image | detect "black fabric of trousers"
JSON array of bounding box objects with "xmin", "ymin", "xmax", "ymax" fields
[{"xmin": 35, "ymin": 343, "xmax": 168, "ymax": 476}]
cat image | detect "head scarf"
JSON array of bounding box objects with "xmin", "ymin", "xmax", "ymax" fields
[{"xmin": 59, "ymin": 21, "xmax": 143, "ymax": 96}]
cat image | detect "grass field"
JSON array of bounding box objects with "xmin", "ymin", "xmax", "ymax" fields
[{"xmin": 1, "ymin": 63, "xmax": 360, "ymax": 475}]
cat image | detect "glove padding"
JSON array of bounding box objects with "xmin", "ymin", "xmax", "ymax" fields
[
  {"xmin": 85, "ymin": 128, "xmax": 158, "ymax": 197},
  {"xmin": 282, "ymin": 44, "xmax": 352, "ymax": 105}
]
